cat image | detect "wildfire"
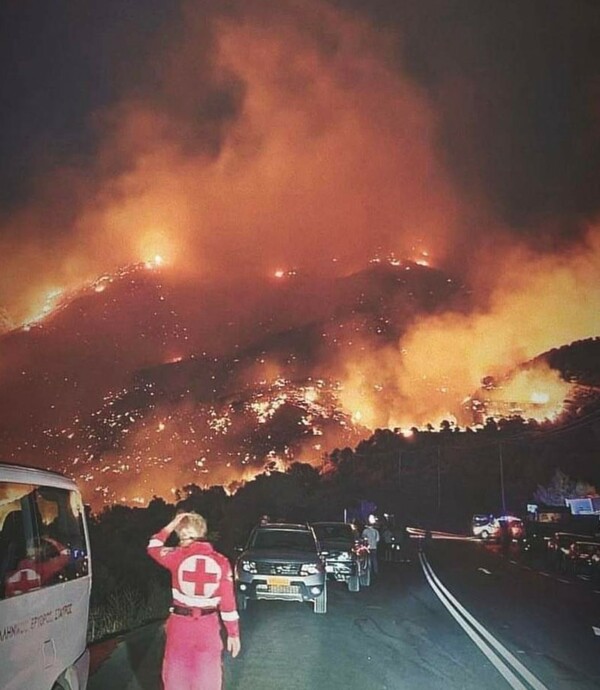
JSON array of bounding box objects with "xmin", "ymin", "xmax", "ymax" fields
[
  {"xmin": 530, "ymin": 391, "xmax": 550, "ymax": 404},
  {"xmin": 250, "ymin": 393, "xmax": 288, "ymax": 423},
  {"xmin": 22, "ymin": 288, "xmax": 65, "ymax": 328},
  {"xmin": 145, "ymin": 254, "xmax": 165, "ymax": 270},
  {"xmin": 272, "ymin": 268, "xmax": 297, "ymax": 279},
  {"xmin": 415, "ymin": 250, "xmax": 430, "ymax": 267},
  {"xmin": 482, "ymin": 365, "xmax": 572, "ymax": 422}
]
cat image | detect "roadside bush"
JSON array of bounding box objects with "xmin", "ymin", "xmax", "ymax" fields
[{"xmin": 88, "ymin": 576, "xmax": 169, "ymax": 643}]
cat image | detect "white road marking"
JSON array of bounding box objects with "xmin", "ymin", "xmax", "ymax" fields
[
  {"xmin": 478, "ymin": 568, "xmax": 492, "ymax": 575},
  {"xmin": 593, "ymin": 626, "xmax": 600, "ymax": 637},
  {"xmin": 419, "ymin": 552, "xmax": 549, "ymax": 690}
]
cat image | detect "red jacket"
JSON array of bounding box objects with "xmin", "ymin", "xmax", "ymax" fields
[{"xmin": 147, "ymin": 529, "xmax": 239, "ymax": 637}]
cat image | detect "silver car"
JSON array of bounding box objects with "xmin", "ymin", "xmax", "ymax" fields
[{"xmin": 235, "ymin": 523, "xmax": 327, "ymax": 613}]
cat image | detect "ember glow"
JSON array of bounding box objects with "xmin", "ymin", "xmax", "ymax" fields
[
  {"xmin": 0, "ymin": 1, "xmax": 599, "ymax": 506},
  {"xmin": 17, "ymin": 374, "xmax": 364, "ymax": 508}
]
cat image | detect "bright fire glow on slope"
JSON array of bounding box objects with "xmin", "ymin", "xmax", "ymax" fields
[{"xmin": 334, "ymin": 225, "xmax": 600, "ymax": 429}]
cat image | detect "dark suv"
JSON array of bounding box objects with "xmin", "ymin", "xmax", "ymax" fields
[
  {"xmin": 312, "ymin": 522, "xmax": 371, "ymax": 591},
  {"xmin": 234, "ymin": 523, "xmax": 327, "ymax": 613}
]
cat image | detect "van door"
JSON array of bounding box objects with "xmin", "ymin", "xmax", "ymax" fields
[{"xmin": 0, "ymin": 480, "xmax": 91, "ymax": 690}]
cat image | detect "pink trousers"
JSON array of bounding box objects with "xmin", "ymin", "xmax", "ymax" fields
[{"xmin": 162, "ymin": 613, "xmax": 223, "ymax": 690}]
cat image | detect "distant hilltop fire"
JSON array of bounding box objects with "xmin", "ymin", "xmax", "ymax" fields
[{"xmin": 464, "ymin": 363, "xmax": 574, "ymax": 426}]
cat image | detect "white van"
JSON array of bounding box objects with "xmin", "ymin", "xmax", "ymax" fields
[{"xmin": 0, "ymin": 463, "xmax": 92, "ymax": 690}]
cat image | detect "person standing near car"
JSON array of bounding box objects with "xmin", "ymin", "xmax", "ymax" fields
[
  {"xmin": 362, "ymin": 522, "xmax": 380, "ymax": 575},
  {"xmin": 381, "ymin": 523, "xmax": 394, "ymax": 562},
  {"xmin": 499, "ymin": 519, "xmax": 511, "ymax": 558},
  {"xmin": 147, "ymin": 511, "xmax": 241, "ymax": 690}
]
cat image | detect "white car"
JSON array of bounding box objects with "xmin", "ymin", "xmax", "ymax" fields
[
  {"xmin": 471, "ymin": 514, "xmax": 501, "ymax": 540},
  {"xmin": 0, "ymin": 463, "xmax": 92, "ymax": 690}
]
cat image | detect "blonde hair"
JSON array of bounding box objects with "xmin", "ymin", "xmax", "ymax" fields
[{"xmin": 175, "ymin": 512, "xmax": 207, "ymax": 540}]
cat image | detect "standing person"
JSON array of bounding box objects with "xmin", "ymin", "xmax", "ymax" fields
[
  {"xmin": 147, "ymin": 512, "xmax": 241, "ymax": 690},
  {"xmin": 499, "ymin": 519, "xmax": 511, "ymax": 558},
  {"xmin": 362, "ymin": 522, "xmax": 380, "ymax": 576},
  {"xmin": 381, "ymin": 523, "xmax": 394, "ymax": 562}
]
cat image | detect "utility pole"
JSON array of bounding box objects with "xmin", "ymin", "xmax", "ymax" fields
[
  {"xmin": 398, "ymin": 450, "xmax": 402, "ymax": 488},
  {"xmin": 499, "ymin": 443, "xmax": 506, "ymax": 515},
  {"xmin": 437, "ymin": 445, "xmax": 442, "ymax": 514}
]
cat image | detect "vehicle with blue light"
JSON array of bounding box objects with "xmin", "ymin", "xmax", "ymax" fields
[
  {"xmin": 471, "ymin": 514, "xmax": 524, "ymax": 541},
  {"xmin": 471, "ymin": 514, "xmax": 501, "ymax": 540}
]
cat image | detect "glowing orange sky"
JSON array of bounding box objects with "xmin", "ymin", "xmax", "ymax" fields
[
  {"xmin": 0, "ymin": 0, "xmax": 598, "ymax": 446},
  {"xmin": 0, "ymin": 0, "xmax": 478, "ymax": 328}
]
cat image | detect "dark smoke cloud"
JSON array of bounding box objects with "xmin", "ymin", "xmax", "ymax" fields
[
  {"xmin": 1, "ymin": 0, "xmax": 480, "ymax": 324},
  {"xmin": 0, "ymin": 0, "xmax": 598, "ymax": 390},
  {"xmin": 339, "ymin": 0, "xmax": 600, "ymax": 241}
]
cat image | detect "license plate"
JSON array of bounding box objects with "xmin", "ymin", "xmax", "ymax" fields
[{"xmin": 267, "ymin": 576, "xmax": 290, "ymax": 586}]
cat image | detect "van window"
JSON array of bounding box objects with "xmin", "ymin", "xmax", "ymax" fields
[{"xmin": 0, "ymin": 481, "xmax": 89, "ymax": 600}]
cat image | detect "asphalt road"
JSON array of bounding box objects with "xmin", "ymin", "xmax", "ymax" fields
[{"xmin": 88, "ymin": 536, "xmax": 600, "ymax": 690}]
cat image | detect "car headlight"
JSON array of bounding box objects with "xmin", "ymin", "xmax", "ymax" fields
[
  {"xmin": 300, "ymin": 563, "xmax": 322, "ymax": 576},
  {"xmin": 240, "ymin": 560, "xmax": 257, "ymax": 574}
]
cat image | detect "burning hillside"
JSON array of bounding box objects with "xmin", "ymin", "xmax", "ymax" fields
[
  {"xmin": 0, "ymin": 251, "xmax": 598, "ymax": 509},
  {"xmin": 0, "ymin": 256, "xmax": 467, "ymax": 507},
  {"xmin": 46, "ymin": 377, "xmax": 366, "ymax": 509}
]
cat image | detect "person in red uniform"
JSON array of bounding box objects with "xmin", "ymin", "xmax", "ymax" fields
[{"xmin": 147, "ymin": 511, "xmax": 241, "ymax": 690}]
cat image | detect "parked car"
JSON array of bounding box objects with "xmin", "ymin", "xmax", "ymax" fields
[
  {"xmin": 0, "ymin": 462, "xmax": 92, "ymax": 690},
  {"xmin": 312, "ymin": 522, "xmax": 371, "ymax": 591},
  {"xmin": 546, "ymin": 531, "xmax": 592, "ymax": 571},
  {"xmin": 234, "ymin": 522, "xmax": 327, "ymax": 613},
  {"xmin": 472, "ymin": 514, "xmax": 524, "ymax": 541},
  {"xmin": 497, "ymin": 515, "xmax": 525, "ymax": 540},
  {"xmin": 563, "ymin": 540, "xmax": 600, "ymax": 577}
]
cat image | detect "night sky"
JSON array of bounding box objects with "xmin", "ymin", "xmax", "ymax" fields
[
  {"xmin": 0, "ymin": 0, "xmax": 599, "ymax": 504},
  {"xmin": 2, "ymin": 1, "xmax": 599, "ymax": 313}
]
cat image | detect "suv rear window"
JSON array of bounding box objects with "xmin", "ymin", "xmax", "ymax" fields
[
  {"xmin": 313, "ymin": 524, "xmax": 354, "ymax": 542},
  {"xmin": 251, "ymin": 529, "xmax": 316, "ymax": 551},
  {"xmin": 472, "ymin": 515, "xmax": 493, "ymax": 526}
]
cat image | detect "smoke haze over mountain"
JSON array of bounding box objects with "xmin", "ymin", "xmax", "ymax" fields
[
  {"xmin": 2, "ymin": 0, "xmax": 599, "ymax": 318},
  {"xmin": 0, "ymin": 1, "xmax": 599, "ymax": 498}
]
